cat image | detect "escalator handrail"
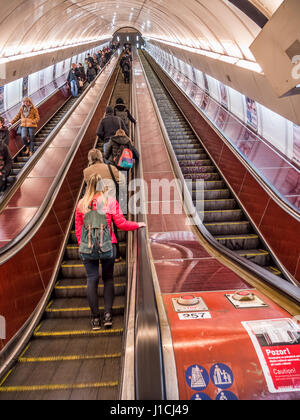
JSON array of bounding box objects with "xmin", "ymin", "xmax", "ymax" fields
[
  {"xmin": 0, "ymin": 55, "xmax": 120, "ymax": 265},
  {"xmin": 0, "ymin": 54, "xmax": 119, "ymax": 213},
  {"xmin": 131, "ymin": 56, "xmax": 167, "ymax": 400},
  {"xmin": 140, "ymin": 50, "xmax": 300, "ymax": 305}
]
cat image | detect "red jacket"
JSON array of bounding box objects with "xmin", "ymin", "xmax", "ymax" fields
[{"xmin": 75, "ymin": 196, "xmax": 139, "ymax": 246}]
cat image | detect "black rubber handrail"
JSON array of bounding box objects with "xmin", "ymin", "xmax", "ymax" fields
[{"xmin": 130, "ymin": 66, "xmax": 166, "ymax": 400}]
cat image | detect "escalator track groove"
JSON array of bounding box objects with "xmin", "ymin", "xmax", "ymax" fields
[
  {"xmin": 0, "ymin": 64, "xmax": 132, "ymax": 400},
  {"xmin": 139, "ymin": 51, "xmax": 286, "ymax": 280}
]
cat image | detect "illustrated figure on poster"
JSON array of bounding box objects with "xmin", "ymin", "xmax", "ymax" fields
[
  {"xmin": 0, "ymin": 86, "xmax": 4, "ymax": 113},
  {"xmin": 219, "ymin": 82, "xmax": 228, "ymax": 109},
  {"xmin": 190, "ymin": 366, "xmax": 207, "ymax": 388},
  {"xmin": 246, "ymin": 97, "xmax": 258, "ymax": 130},
  {"xmin": 213, "ymin": 365, "xmax": 232, "ymax": 386}
]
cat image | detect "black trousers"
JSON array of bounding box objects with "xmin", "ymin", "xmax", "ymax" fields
[{"xmin": 82, "ymin": 245, "xmax": 117, "ymax": 318}]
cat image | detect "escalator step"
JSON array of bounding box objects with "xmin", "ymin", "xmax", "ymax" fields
[
  {"xmin": 19, "ymin": 336, "xmax": 122, "ymax": 362},
  {"xmin": 61, "ymin": 260, "xmax": 126, "ymax": 278},
  {"xmin": 204, "ymin": 221, "xmax": 252, "ymax": 235},
  {"xmin": 34, "ymin": 316, "xmax": 124, "ymax": 338},
  {"xmin": 0, "ymin": 358, "xmax": 120, "ymax": 397},
  {"xmin": 199, "ymin": 209, "xmax": 244, "ymax": 222},
  {"xmin": 215, "ymin": 234, "xmax": 260, "ymax": 250},
  {"xmin": 234, "ymin": 249, "xmax": 271, "ymax": 266},
  {"xmin": 196, "ymin": 199, "xmax": 237, "ymax": 211},
  {"xmin": 54, "ymin": 277, "xmax": 126, "ymax": 298},
  {"xmin": 45, "ymin": 296, "xmax": 125, "ymax": 319}
]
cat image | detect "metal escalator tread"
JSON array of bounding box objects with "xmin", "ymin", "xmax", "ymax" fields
[
  {"xmin": 0, "ymin": 63, "xmax": 132, "ymax": 401},
  {"xmin": 139, "ymin": 51, "xmax": 284, "ymax": 279}
]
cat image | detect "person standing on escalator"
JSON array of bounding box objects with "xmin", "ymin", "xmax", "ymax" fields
[
  {"xmin": 0, "ymin": 117, "xmax": 10, "ymax": 146},
  {"xmin": 0, "ymin": 141, "xmax": 12, "ymax": 196},
  {"xmin": 10, "ymin": 97, "xmax": 40, "ymax": 157},
  {"xmin": 96, "ymin": 106, "xmax": 128, "ymax": 160},
  {"xmin": 75, "ymin": 174, "xmax": 146, "ymax": 331}
]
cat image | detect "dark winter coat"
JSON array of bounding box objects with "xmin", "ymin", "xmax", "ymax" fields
[
  {"xmin": 0, "ymin": 143, "xmax": 12, "ymax": 175},
  {"xmin": 104, "ymin": 135, "xmax": 139, "ymax": 165},
  {"xmin": 97, "ymin": 113, "xmax": 128, "ymax": 143},
  {"xmin": 87, "ymin": 67, "xmax": 97, "ymax": 83},
  {"xmin": 0, "ymin": 127, "xmax": 10, "ymax": 146},
  {"xmin": 114, "ymin": 104, "xmax": 136, "ymax": 128}
]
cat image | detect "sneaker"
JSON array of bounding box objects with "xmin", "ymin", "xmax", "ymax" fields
[
  {"xmin": 103, "ymin": 313, "xmax": 113, "ymax": 329},
  {"xmin": 91, "ymin": 317, "xmax": 101, "ymax": 331}
]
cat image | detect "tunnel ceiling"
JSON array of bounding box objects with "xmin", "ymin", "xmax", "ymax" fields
[{"xmin": 0, "ymin": 0, "xmax": 284, "ymax": 61}]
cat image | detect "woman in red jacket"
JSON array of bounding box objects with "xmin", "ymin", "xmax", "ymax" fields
[{"xmin": 75, "ymin": 174, "xmax": 146, "ymax": 330}]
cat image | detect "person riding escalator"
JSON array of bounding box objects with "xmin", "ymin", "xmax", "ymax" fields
[{"xmin": 75, "ymin": 174, "xmax": 146, "ymax": 331}]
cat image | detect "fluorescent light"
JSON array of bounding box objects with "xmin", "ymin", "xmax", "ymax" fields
[
  {"xmin": 236, "ymin": 60, "xmax": 263, "ymax": 73},
  {"xmin": 147, "ymin": 37, "xmax": 263, "ymax": 74}
]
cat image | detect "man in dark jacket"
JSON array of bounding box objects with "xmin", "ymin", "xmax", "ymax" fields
[
  {"xmin": 0, "ymin": 117, "xmax": 9, "ymax": 146},
  {"xmin": 96, "ymin": 107, "xmax": 128, "ymax": 159},
  {"xmin": 114, "ymin": 98, "xmax": 136, "ymax": 132},
  {"xmin": 104, "ymin": 129, "xmax": 139, "ymax": 166},
  {"xmin": 67, "ymin": 64, "xmax": 79, "ymax": 97},
  {"xmin": 0, "ymin": 142, "xmax": 12, "ymax": 194}
]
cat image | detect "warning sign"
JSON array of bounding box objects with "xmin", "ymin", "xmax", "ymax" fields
[{"xmin": 242, "ymin": 319, "xmax": 300, "ymax": 393}]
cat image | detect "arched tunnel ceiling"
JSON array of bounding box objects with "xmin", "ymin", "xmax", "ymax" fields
[{"xmin": 0, "ymin": 0, "xmax": 284, "ymax": 61}]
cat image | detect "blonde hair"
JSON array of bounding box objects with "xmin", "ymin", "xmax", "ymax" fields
[
  {"xmin": 23, "ymin": 97, "xmax": 33, "ymax": 106},
  {"xmin": 115, "ymin": 129, "xmax": 133, "ymax": 145},
  {"xmin": 80, "ymin": 174, "xmax": 108, "ymax": 213},
  {"xmin": 88, "ymin": 149, "xmax": 103, "ymax": 166}
]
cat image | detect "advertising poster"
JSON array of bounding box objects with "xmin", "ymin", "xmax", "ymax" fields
[
  {"xmin": 293, "ymin": 124, "xmax": 300, "ymax": 166},
  {"xmin": 242, "ymin": 319, "xmax": 300, "ymax": 394},
  {"xmin": 246, "ymin": 97, "xmax": 258, "ymax": 131},
  {"xmin": 22, "ymin": 75, "xmax": 29, "ymax": 98},
  {"xmin": 219, "ymin": 82, "xmax": 228, "ymax": 109},
  {"xmin": 0, "ymin": 86, "xmax": 4, "ymax": 114}
]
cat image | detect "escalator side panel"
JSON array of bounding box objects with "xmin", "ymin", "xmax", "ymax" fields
[
  {"xmin": 0, "ymin": 65, "xmax": 119, "ymax": 351},
  {"xmin": 142, "ymin": 52, "xmax": 299, "ymax": 282},
  {"xmin": 144, "ymin": 52, "xmax": 300, "ymax": 281},
  {"xmin": 0, "ymin": 57, "xmax": 133, "ymax": 401}
]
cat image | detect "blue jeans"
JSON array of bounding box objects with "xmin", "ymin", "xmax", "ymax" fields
[
  {"xmin": 70, "ymin": 80, "xmax": 78, "ymax": 97},
  {"xmin": 21, "ymin": 127, "xmax": 35, "ymax": 153}
]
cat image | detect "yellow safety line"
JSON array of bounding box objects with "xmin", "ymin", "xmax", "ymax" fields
[
  {"xmin": 198, "ymin": 209, "xmax": 241, "ymax": 213},
  {"xmin": 0, "ymin": 370, "xmax": 13, "ymax": 387},
  {"xmin": 19, "ymin": 345, "xmax": 31, "ymax": 359},
  {"xmin": 46, "ymin": 305, "xmax": 124, "ymax": 313},
  {"xmin": 34, "ymin": 329, "xmax": 123, "ymax": 337},
  {"xmin": 19, "ymin": 353, "xmax": 122, "ymax": 363},
  {"xmin": 55, "ymin": 283, "xmax": 126, "ymax": 290},
  {"xmin": 268, "ymin": 266, "xmax": 282, "ymax": 275},
  {"xmin": 216, "ymin": 235, "xmax": 259, "ymax": 240},
  {"xmin": 0, "ymin": 381, "xmax": 119, "ymax": 393},
  {"xmin": 205, "ymin": 221, "xmax": 249, "ymax": 226},
  {"xmin": 239, "ymin": 251, "xmax": 269, "ymax": 257},
  {"xmin": 61, "ymin": 262, "xmax": 124, "ymax": 268}
]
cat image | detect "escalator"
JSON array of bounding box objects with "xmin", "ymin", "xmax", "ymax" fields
[
  {"xmin": 7, "ymin": 94, "xmax": 83, "ymax": 191},
  {"xmin": 139, "ymin": 51, "xmax": 285, "ymax": 280},
  {"xmin": 0, "ymin": 65, "xmax": 132, "ymax": 400}
]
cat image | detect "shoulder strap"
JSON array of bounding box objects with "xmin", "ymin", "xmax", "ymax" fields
[{"xmin": 108, "ymin": 164, "xmax": 118, "ymax": 187}]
